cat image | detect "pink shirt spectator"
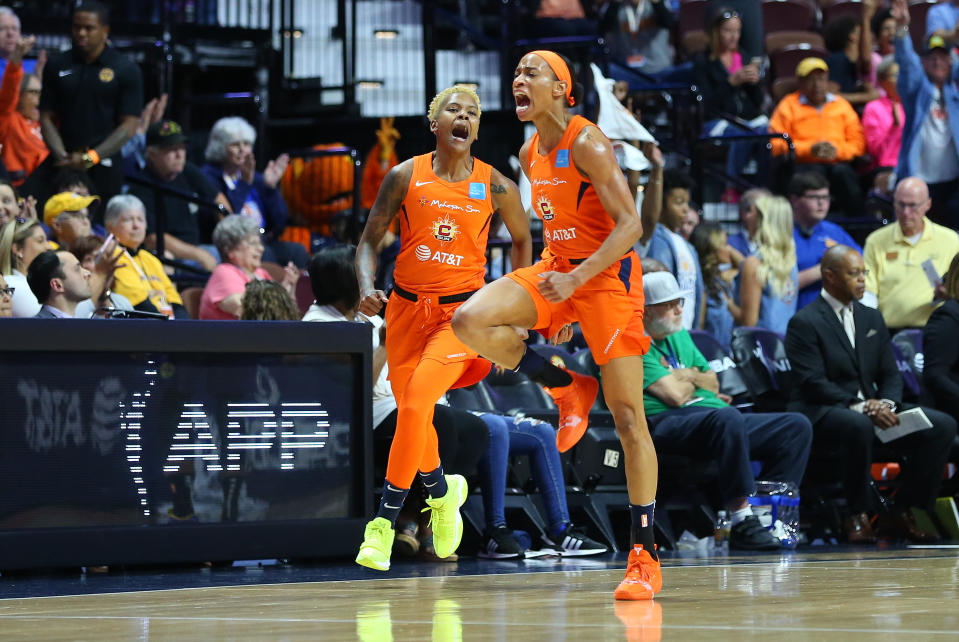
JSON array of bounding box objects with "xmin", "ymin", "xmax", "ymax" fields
[
  {"xmin": 861, "ymin": 96, "xmax": 905, "ymax": 169},
  {"xmin": 199, "ymin": 262, "xmax": 272, "ymax": 320}
]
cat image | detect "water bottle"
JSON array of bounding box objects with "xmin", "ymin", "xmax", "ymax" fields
[
  {"xmin": 713, "ymin": 510, "xmax": 730, "ymax": 550},
  {"xmin": 747, "ymin": 481, "xmax": 800, "ymax": 549}
]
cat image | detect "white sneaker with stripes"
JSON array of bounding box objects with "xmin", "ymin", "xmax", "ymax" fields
[{"xmin": 541, "ymin": 524, "xmax": 609, "ymax": 557}]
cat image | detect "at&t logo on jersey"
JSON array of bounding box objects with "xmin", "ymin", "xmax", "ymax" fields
[
  {"xmin": 430, "ymin": 215, "xmax": 460, "ymax": 242},
  {"xmin": 536, "ymin": 194, "xmax": 555, "ymax": 221},
  {"xmin": 545, "ymin": 226, "xmax": 577, "ymax": 242},
  {"xmin": 414, "ymin": 244, "xmax": 464, "ymax": 266}
]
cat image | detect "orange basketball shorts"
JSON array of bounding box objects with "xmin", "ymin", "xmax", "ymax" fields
[
  {"xmin": 505, "ymin": 250, "xmax": 651, "ymax": 365},
  {"xmin": 384, "ymin": 286, "xmax": 492, "ymax": 397}
]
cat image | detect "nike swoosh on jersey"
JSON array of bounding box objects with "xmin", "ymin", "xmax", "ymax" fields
[{"xmin": 415, "ymin": 180, "xmax": 434, "ymax": 187}]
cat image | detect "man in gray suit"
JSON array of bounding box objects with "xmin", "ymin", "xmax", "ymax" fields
[
  {"xmin": 27, "ymin": 250, "xmax": 93, "ymax": 318},
  {"xmin": 784, "ymin": 244, "xmax": 955, "ymax": 543}
]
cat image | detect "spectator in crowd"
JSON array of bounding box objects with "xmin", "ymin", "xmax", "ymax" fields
[
  {"xmin": 770, "ymin": 57, "xmax": 866, "ymax": 216},
  {"xmin": 239, "ymin": 279, "xmax": 301, "ymax": 321},
  {"xmin": 26, "ymin": 249, "xmax": 92, "ymax": 318},
  {"xmin": 824, "ymin": 15, "xmax": 880, "ymax": 108},
  {"xmin": 691, "ymin": 222, "xmax": 737, "ymax": 349},
  {"xmin": 603, "ymin": 0, "xmax": 675, "ymax": 75},
  {"xmin": 0, "ymin": 178, "xmax": 37, "ymax": 227},
  {"xmin": 867, "ymin": 7, "xmax": 896, "ymax": 89},
  {"xmin": 32, "ymin": 2, "xmax": 141, "ymax": 205},
  {"xmin": 103, "ymin": 193, "xmax": 188, "ymax": 318},
  {"xmin": 705, "ymin": 0, "xmax": 764, "ymax": 61},
  {"xmin": 637, "ymin": 168, "xmax": 704, "ymax": 329},
  {"xmin": 302, "ymin": 245, "xmax": 488, "ymax": 562},
  {"xmin": 923, "ymin": 251, "xmax": 959, "ymax": 419},
  {"xmin": 199, "ymin": 215, "xmax": 299, "ymax": 320},
  {"xmin": 531, "ymin": 0, "xmax": 596, "ymax": 38},
  {"xmin": 128, "ymin": 119, "xmax": 224, "ymax": 272},
  {"xmin": 892, "ymin": 0, "xmax": 959, "ymax": 225},
  {"xmin": 0, "ymin": 34, "xmax": 48, "ymax": 186},
  {"xmin": 732, "ymin": 195, "xmax": 799, "ymax": 335},
  {"xmin": 201, "ymin": 116, "xmax": 307, "ymax": 268},
  {"xmin": 43, "ymin": 191, "xmax": 98, "ymax": 249},
  {"xmin": 121, "ymin": 92, "xmax": 167, "ymax": 175},
  {"xmin": 863, "ymin": 176, "xmax": 959, "ymax": 330},
  {"xmin": 862, "ymin": 56, "xmax": 904, "ymax": 189},
  {"xmin": 679, "ymin": 205, "xmax": 699, "ymax": 241},
  {"xmin": 727, "ymin": 187, "xmax": 770, "ymax": 257},
  {"xmin": 0, "ymin": 7, "xmax": 38, "ymax": 77},
  {"xmin": 475, "ymin": 408, "xmax": 608, "ymax": 559},
  {"xmin": 694, "ymin": 8, "xmax": 766, "ymax": 181},
  {"xmin": 785, "ymin": 244, "xmax": 955, "ymax": 543},
  {"xmin": 0, "ymin": 271, "xmax": 12, "ymax": 317},
  {"xmin": 51, "ymin": 168, "xmax": 95, "ymax": 198},
  {"xmin": 68, "ymin": 233, "xmax": 133, "ymax": 316},
  {"xmin": 640, "ymin": 270, "xmax": 813, "ymax": 550},
  {"xmin": 925, "ymin": 0, "xmax": 959, "ymax": 42},
  {"xmin": 0, "ymin": 216, "xmax": 48, "ymax": 316},
  {"xmin": 789, "ymin": 171, "xmax": 862, "ymax": 309}
]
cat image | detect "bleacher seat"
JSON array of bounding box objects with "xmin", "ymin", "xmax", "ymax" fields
[
  {"xmin": 822, "ymin": 0, "xmax": 865, "ymax": 24},
  {"xmin": 769, "ymin": 43, "xmax": 831, "ymax": 81},
  {"xmin": 678, "ymin": 0, "xmax": 708, "ymax": 40},
  {"xmin": 908, "ymin": 0, "xmax": 938, "ymax": 51},
  {"xmin": 484, "ymin": 366, "xmax": 557, "ymax": 420},
  {"xmin": 729, "ymin": 326, "xmax": 791, "ymax": 411},
  {"xmin": 180, "ymin": 286, "xmax": 204, "ymax": 319},
  {"xmin": 294, "ymin": 274, "xmax": 314, "ymax": 314},
  {"xmin": 762, "ymin": 0, "xmax": 820, "ymax": 34},
  {"xmin": 446, "ymin": 381, "xmax": 497, "ymax": 413},
  {"xmin": 764, "ymin": 30, "xmax": 824, "ymax": 53},
  {"xmin": 689, "ymin": 329, "xmax": 753, "ymax": 405},
  {"xmin": 682, "ymin": 30, "xmax": 709, "ymax": 58}
]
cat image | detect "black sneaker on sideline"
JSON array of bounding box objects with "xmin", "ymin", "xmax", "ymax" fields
[
  {"xmin": 730, "ymin": 515, "xmax": 782, "ymax": 551},
  {"xmin": 478, "ymin": 525, "xmax": 525, "ymax": 559},
  {"xmin": 542, "ymin": 524, "xmax": 609, "ymax": 556}
]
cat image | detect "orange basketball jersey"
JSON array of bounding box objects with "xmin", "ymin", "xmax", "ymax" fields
[
  {"xmin": 392, "ymin": 153, "xmax": 495, "ymax": 295},
  {"xmin": 527, "ymin": 115, "xmax": 616, "ymax": 260}
]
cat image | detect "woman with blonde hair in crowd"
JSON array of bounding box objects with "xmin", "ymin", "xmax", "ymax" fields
[
  {"xmin": 0, "ymin": 216, "xmax": 48, "ymax": 316},
  {"xmin": 733, "ymin": 195, "xmax": 798, "ymax": 334}
]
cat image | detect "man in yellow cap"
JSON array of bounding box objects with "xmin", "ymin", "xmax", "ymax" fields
[
  {"xmin": 43, "ymin": 191, "xmax": 100, "ymax": 249},
  {"xmin": 770, "ymin": 56, "xmax": 865, "ymax": 217}
]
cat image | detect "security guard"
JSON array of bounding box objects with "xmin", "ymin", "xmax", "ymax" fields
[{"xmin": 29, "ymin": 1, "xmax": 141, "ymax": 209}]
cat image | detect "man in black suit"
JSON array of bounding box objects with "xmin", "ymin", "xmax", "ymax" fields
[
  {"xmin": 785, "ymin": 245, "xmax": 956, "ymax": 543},
  {"xmin": 27, "ymin": 250, "xmax": 93, "ymax": 318}
]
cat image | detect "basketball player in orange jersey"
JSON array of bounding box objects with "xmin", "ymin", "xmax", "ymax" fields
[
  {"xmin": 452, "ymin": 52, "xmax": 662, "ymax": 599},
  {"xmin": 353, "ymin": 85, "xmax": 532, "ymax": 571}
]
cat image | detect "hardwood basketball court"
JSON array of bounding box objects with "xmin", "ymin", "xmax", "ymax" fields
[{"xmin": 1, "ymin": 547, "xmax": 957, "ymax": 639}]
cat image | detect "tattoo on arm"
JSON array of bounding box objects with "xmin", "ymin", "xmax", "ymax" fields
[
  {"xmin": 357, "ymin": 166, "xmax": 408, "ymax": 289},
  {"xmin": 491, "ymin": 182, "xmax": 507, "ymax": 194}
]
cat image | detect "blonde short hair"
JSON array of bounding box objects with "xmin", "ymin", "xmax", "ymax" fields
[{"xmin": 427, "ymin": 85, "xmax": 482, "ymax": 121}]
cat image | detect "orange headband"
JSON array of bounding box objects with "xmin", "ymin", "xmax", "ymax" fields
[{"xmin": 529, "ymin": 50, "xmax": 575, "ymax": 107}]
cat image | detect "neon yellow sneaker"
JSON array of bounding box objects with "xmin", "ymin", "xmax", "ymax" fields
[
  {"xmin": 422, "ymin": 474, "xmax": 468, "ymax": 559},
  {"xmin": 356, "ymin": 517, "xmax": 395, "ymax": 571}
]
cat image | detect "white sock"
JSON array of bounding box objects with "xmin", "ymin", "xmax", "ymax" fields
[{"xmin": 730, "ymin": 507, "xmax": 753, "ymax": 525}]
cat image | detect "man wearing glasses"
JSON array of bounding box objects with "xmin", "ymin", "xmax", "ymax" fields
[
  {"xmin": 640, "ymin": 266, "xmax": 813, "ymax": 550},
  {"xmin": 789, "ymin": 171, "xmax": 862, "ymax": 309},
  {"xmin": 43, "ymin": 191, "xmax": 99, "ymax": 249},
  {"xmin": 862, "ymin": 176, "xmax": 959, "ymax": 332}
]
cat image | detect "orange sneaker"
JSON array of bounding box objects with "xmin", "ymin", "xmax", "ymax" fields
[
  {"xmin": 614, "ymin": 545, "xmax": 662, "ymax": 600},
  {"xmin": 544, "ymin": 370, "xmax": 599, "ymax": 452}
]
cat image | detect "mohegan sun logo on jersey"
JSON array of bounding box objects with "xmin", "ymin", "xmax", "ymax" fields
[
  {"xmin": 431, "ymin": 215, "xmax": 460, "ymax": 242},
  {"xmin": 536, "ymin": 194, "xmax": 555, "ymax": 221}
]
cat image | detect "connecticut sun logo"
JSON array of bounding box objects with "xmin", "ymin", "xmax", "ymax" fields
[
  {"xmin": 431, "ymin": 215, "xmax": 460, "ymax": 242},
  {"xmin": 536, "ymin": 194, "xmax": 555, "ymax": 221}
]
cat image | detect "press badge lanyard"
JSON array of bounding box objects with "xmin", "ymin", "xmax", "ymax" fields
[
  {"xmin": 652, "ymin": 338, "xmax": 680, "ymax": 369},
  {"xmin": 124, "ymin": 248, "xmax": 173, "ymax": 315}
]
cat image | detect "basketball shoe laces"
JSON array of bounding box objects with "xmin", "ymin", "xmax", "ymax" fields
[{"xmin": 622, "ymin": 546, "xmax": 661, "ymax": 593}]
